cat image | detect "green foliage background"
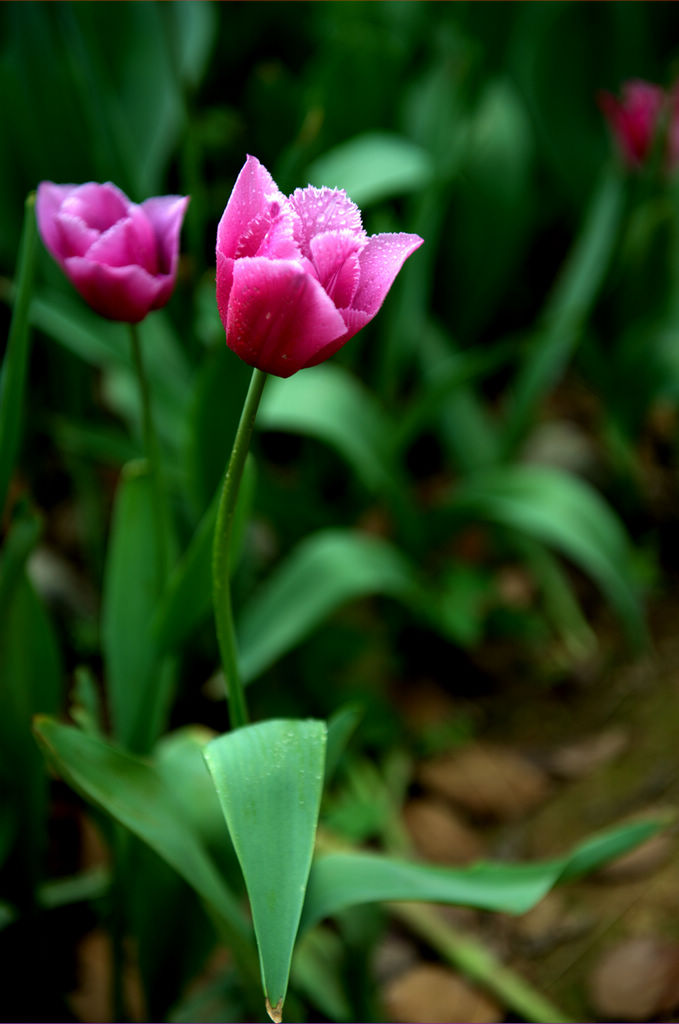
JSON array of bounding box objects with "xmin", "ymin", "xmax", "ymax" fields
[{"xmin": 3, "ymin": 2, "xmax": 679, "ymax": 1020}]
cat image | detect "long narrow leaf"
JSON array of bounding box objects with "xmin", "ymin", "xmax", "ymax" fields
[
  {"xmin": 258, "ymin": 364, "xmax": 396, "ymax": 494},
  {"xmin": 238, "ymin": 529, "xmax": 423, "ymax": 684},
  {"xmin": 450, "ymin": 464, "xmax": 645, "ymax": 643},
  {"xmin": 300, "ymin": 818, "xmax": 661, "ymax": 932},
  {"xmin": 32, "ymin": 717, "xmax": 256, "ymax": 974},
  {"xmin": 503, "ymin": 168, "xmax": 623, "ymax": 452},
  {"xmin": 0, "ymin": 193, "xmax": 38, "ymax": 518},
  {"xmin": 101, "ymin": 460, "xmax": 175, "ymax": 753}
]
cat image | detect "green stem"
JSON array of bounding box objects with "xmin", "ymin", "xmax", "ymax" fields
[
  {"xmin": 128, "ymin": 322, "xmax": 169, "ymax": 589},
  {"xmin": 373, "ymin": 765, "xmax": 571, "ymax": 1023},
  {"xmin": 392, "ymin": 902, "xmax": 571, "ymax": 1024},
  {"xmin": 0, "ymin": 192, "xmax": 38, "ymax": 521},
  {"xmin": 212, "ymin": 367, "xmax": 267, "ymax": 729}
]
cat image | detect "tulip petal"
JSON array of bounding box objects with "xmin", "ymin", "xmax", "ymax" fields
[
  {"xmin": 62, "ymin": 182, "xmax": 131, "ymax": 231},
  {"xmin": 289, "ymin": 186, "xmax": 365, "ymax": 258},
  {"xmin": 235, "ymin": 205, "xmax": 300, "ymax": 262},
  {"xmin": 87, "ymin": 208, "xmax": 158, "ymax": 274},
  {"xmin": 216, "ymin": 251, "xmax": 235, "ymax": 326},
  {"xmin": 226, "ymin": 258, "xmax": 347, "ymax": 377},
  {"xmin": 53, "ymin": 213, "xmax": 100, "ymax": 260},
  {"xmin": 64, "ymin": 257, "xmax": 165, "ymax": 323},
  {"xmin": 217, "ymin": 155, "xmax": 284, "ymax": 259},
  {"xmin": 309, "ymin": 230, "xmax": 363, "ymax": 308},
  {"xmin": 352, "ymin": 232, "xmax": 424, "ymax": 315},
  {"xmin": 302, "ymin": 307, "xmax": 372, "ymax": 369},
  {"xmin": 141, "ymin": 195, "xmax": 190, "ymax": 275},
  {"xmin": 36, "ymin": 183, "xmax": 82, "ymax": 262}
]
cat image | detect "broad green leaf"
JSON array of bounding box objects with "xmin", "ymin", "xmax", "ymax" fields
[
  {"xmin": 0, "ymin": 193, "xmax": 37, "ymax": 518},
  {"xmin": 32, "ymin": 717, "xmax": 256, "ymax": 976},
  {"xmin": 300, "ymin": 818, "xmax": 661, "ymax": 932},
  {"xmin": 237, "ymin": 529, "xmax": 423, "ymax": 684},
  {"xmin": 204, "ymin": 719, "xmax": 326, "ymax": 1020},
  {"xmin": 450, "ymin": 464, "xmax": 644, "ymax": 643},
  {"xmin": 101, "ymin": 460, "xmax": 175, "ymax": 753},
  {"xmin": 154, "ymin": 726, "xmax": 239, "ymax": 875},
  {"xmin": 308, "ymin": 132, "xmax": 433, "ymax": 206},
  {"xmin": 258, "ymin": 364, "xmax": 396, "ymax": 494},
  {"xmin": 503, "ymin": 168, "xmax": 623, "ymax": 453}
]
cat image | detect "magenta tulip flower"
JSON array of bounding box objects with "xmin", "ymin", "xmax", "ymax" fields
[
  {"xmin": 36, "ymin": 181, "xmax": 189, "ymax": 323},
  {"xmin": 216, "ymin": 155, "xmax": 423, "ymax": 377},
  {"xmin": 599, "ymin": 80, "xmax": 677, "ymax": 169}
]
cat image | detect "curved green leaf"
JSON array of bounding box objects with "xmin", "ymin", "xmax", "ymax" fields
[
  {"xmin": 300, "ymin": 818, "xmax": 662, "ymax": 932},
  {"xmin": 238, "ymin": 529, "xmax": 422, "ymax": 684},
  {"xmin": 450, "ymin": 464, "xmax": 645, "ymax": 643},
  {"xmin": 32, "ymin": 717, "xmax": 256, "ymax": 971},
  {"xmin": 503, "ymin": 168, "xmax": 623, "ymax": 453},
  {"xmin": 204, "ymin": 719, "xmax": 326, "ymax": 1020},
  {"xmin": 308, "ymin": 132, "xmax": 433, "ymax": 206},
  {"xmin": 258, "ymin": 364, "xmax": 396, "ymax": 494}
]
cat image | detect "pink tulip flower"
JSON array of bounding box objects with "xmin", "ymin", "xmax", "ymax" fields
[
  {"xmin": 599, "ymin": 80, "xmax": 679, "ymax": 169},
  {"xmin": 216, "ymin": 155, "xmax": 423, "ymax": 377},
  {"xmin": 36, "ymin": 181, "xmax": 189, "ymax": 323}
]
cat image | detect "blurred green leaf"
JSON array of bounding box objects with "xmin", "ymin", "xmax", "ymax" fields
[
  {"xmin": 32, "ymin": 717, "xmax": 256, "ymax": 967},
  {"xmin": 154, "ymin": 726, "xmax": 237, "ymax": 872},
  {"xmin": 448, "ymin": 79, "xmax": 535, "ymax": 338},
  {"xmin": 450, "ymin": 464, "xmax": 645, "ymax": 644},
  {"xmin": 301, "ymin": 817, "xmax": 662, "ymax": 932},
  {"xmin": 0, "ymin": 513, "xmax": 62, "ymax": 901},
  {"xmin": 308, "ymin": 133, "xmax": 433, "ymax": 206},
  {"xmin": 204, "ymin": 719, "xmax": 326, "ymax": 1019},
  {"xmin": 238, "ymin": 529, "xmax": 424, "ymax": 684},
  {"xmin": 27, "ymin": 292, "xmax": 192, "ymax": 457},
  {"xmin": 503, "ymin": 169, "xmax": 623, "ymax": 454},
  {"xmin": 0, "ymin": 193, "xmax": 37, "ymax": 518},
  {"xmin": 258, "ymin": 364, "xmax": 397, "ymax": 494},
  {"xmin": 325, "ymin": 705, "xmax": 362, "ymax": 783},
  {"xmin": 185, "ymin": 345, "xmax": 252, "ymax": 513},
  {"xmin": 153, "ymin": 455, "xmax": 255, "ymax": 658},
  {"xmin": 101, "ymin": 460, "xmax": 175, "ymax": 753},
  {"xmin": 292, "ymin": 928, "xmax": 352, "ymax": 1023}
]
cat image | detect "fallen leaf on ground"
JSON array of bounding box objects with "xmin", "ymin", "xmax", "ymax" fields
[
  {"xmin": 417, "ymin": 742, "xmax": 550, "ymax": 820},
  {"xmin": 403, "ymin": 798, "xmax": 484, "ymax": 864},
  {"xmin": 588, "ymin": 935, "xmax": 679, "ymax": 1021},
  {"xmin": 545, "ymin": 727, "xmax": 628, "ymax": 780},
  {"xmin": 383, "ymin": 962, "xmax": 501, "ymax": 1024}
]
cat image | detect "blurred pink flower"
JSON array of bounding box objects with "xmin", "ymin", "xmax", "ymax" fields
[
  {"xmin": 36, "ymin": 182, "xmax": 189, "ymax": 322},
  {"xmin": 599, "ymin": 79, "xmax": 679, "ymax": 170},
  {"xmin": 216, "ymin": 155, "xmax": 423, "ymax": 378}
]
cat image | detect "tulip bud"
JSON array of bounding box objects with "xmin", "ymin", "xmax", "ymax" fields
[
  {"xmin": 36, "ymin": 181, "xmax": 189, "ymax": 323},
  {"xmin": 215, "ymin": 155, "xmax": 423, "ymax": 378},
  {"xmin": 599, "ymin": 80, "xmax": 674, "ymax": 169}
]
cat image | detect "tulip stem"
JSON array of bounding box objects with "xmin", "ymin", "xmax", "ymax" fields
[
  {"xmin": 128, "ymin": 322, "xmax": 170, "ymax": 589},
  {"xmin": 213, "ymin": 366, "xmax": 267, "ymax": 730}
]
